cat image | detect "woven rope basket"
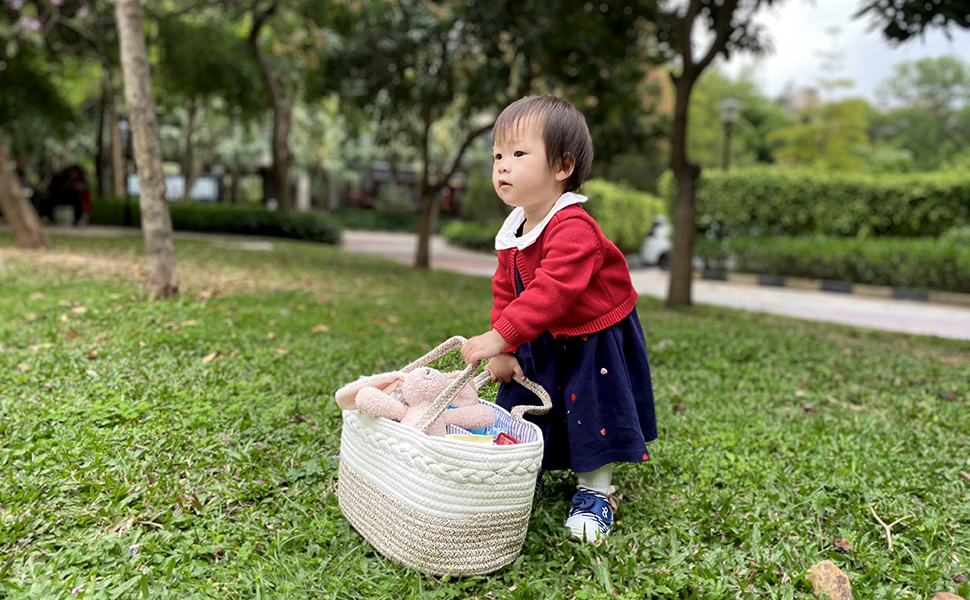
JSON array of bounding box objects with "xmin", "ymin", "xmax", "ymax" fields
[{"xmin": 336, "ymin": 336, "xmax": 551, "ymax": 576}]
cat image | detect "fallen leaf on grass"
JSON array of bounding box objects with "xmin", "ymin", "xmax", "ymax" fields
[
  {"xmin": 807, "ymin": 560, "xmax": 852, "ymax": 600},
  {"xmin": 832, "ymin": 537, "xmax": 851, "ymax": 551},
  {"xmin": 195, "ymin": 289, "xmax": 217, "ymax": 301},
  {"xmin": 652, "ymin": 339, "xmax": 673, "ymax": 352},
  {"xmin": 57, "ymin": 314, "xmax": 70, "ymax": 324},
  {"xmin": 42, "ymin": 382, "xmax": 53, "ymax": 390},
  {"xmin": 23, "ymin": 312, "xmax": 37, "ymax": 321},
  {"xmin": 310, "ymin": 324, "xmax": 329, "ymax": 333},
  {"xmin": 802, "ymin": 404, "xmax": 817, "ymax": 414},
  {"xmin": 274, "ymin": 348, "xmax": 291, "ymax": 355},
  {"xmin": 202, "ymin": 352, "xmax": 220, "ymax": 364},
  {"xmin": 293, "ymin": 415, "xmax": 314, "ymax": 425},
  {"xmin": 17, "ymin": 364, "xmax": 34, "ymax": 372},
  {"xmin": 795, "ymin": 389, "xmax": 807, "ymax": 398},
  {"xmin": 28, "ymin": 292, "xmax": 45, "ymax": 300},
  {"xmin": 181, "ymin": 320, "xmax": 198, "ymax": 327},
  {"xmin": 395, "ymin": 337, "xmax": 411, "ymax": 345},
  {"xmin": 267, "ymin": 332, "xmax": 276, "ymax": 340},
  {"xmin": 387, "ymin": 315, "xmax": 399, "ymax": 324},
  {"xmin": 672, "ymin": 403, "xmax": 684, "ymax": 414},
  {"xmin": 86, "ymin": 369, "xmax": 98, "ymax": 378},
  {"xmin": 71, "ymin": 306, "xmax": 87, "ymax": 315},
  {"xmin": 960, "ymin": 471, "xmax": 970, "ymax": 483},
  {"xmin": 84, "ymin": 350, "xmax": 99, "ymax": 360},
  {"xmin": 64, "ymin": 329, "xmax": 82, "ymax": 340},
  {"xmin": 29, "ymin": 343, "xmax": 56, "ymax": 351}
]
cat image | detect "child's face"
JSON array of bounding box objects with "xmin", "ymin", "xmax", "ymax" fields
[{"xmin": 492, "ymin": 120, "xmax": 570, "ymax": 215}]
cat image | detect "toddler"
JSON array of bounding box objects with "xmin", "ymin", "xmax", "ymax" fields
[{"xmin": 461, "ymin": 95, "xmax": 657, "ymax": 542}]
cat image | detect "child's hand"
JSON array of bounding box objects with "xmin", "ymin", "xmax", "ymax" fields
[
  {"xmin": 484, "ymin": 354, "xmax": 523, "ymax": 384},
  {"xmin": 461, "ymin": 330, "xmax": 509, "ymax": 365}
]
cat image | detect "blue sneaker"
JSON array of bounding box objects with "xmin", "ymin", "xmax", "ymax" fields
[{"xmin": 565, "ymin": 487, "xmax": 614, "ymax": 541}]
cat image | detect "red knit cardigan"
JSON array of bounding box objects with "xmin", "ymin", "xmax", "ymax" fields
[{"xmin": 491, "ymin": 205, "xmax": 638, "ymax": 351}]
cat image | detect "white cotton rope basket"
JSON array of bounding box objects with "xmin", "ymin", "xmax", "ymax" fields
[{"xmin": 336, "ymin": 336, "xmax": 552, "ymax": 576}]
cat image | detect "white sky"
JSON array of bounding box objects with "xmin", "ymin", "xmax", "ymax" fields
[{"xmin": 718, "ymin": 0, "xmax": 970, "ymax": 105}]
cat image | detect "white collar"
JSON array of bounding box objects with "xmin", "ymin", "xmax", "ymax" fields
[{"xmin": 494, "ymin": 192, "xmax": 588, "ymax": 250}]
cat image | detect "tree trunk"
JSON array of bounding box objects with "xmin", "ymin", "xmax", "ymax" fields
[
  {"xmin": 249, "ymin": 7, "xmax": 293, "ymax": 212},
  {"xmin": 326, "ymin": 166, "xmax": 340, "ymax": 211},
  {"xmin": 97, "ymin": 71, "xmax": 107, "ymax": 199},
  {"xmin": 109, "ymin": 70, "xmax": 126, "ymax": 198},
  {"xmin": 271, "ymin": 102, "xmax": 293, "ymax": 211},
  {"xmin": 415, "ymin": 111, "xmax": 436, "ymax": 269},
  {"xmin": 181, "ymin": 100, "xmax": 197, "ymax": 202},
  {"xmin": 666, "ymin": 73, "xmax": 700, "ymax": 307},
  {"xmin": 0, "ymin": 136, "xmax": 50, "ymax": 249},
  {"xmin": 115, "ymin": 0, "xmax": 179, "ymax": 300}
]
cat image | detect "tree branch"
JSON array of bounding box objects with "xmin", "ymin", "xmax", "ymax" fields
[{"xmin": 695, "ymin": 0, "xmax": 741, "ymax": 74}]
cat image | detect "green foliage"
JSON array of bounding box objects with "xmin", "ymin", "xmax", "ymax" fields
[
  {"xmin": 155, "ymin": 19, "xmax": 264, "ymax": 118},
  {"xmin": 686, "ymin": 66, "xmax": 793, "ymax": 169},
  {"xmin": 582, "ymin": 179, "xmax": 666, "ymax": 254},
  {"xmin": 441, "ymin": 220, "xmax": 501, "ymax": 252},
  {"xmin": 857, "ymin": 0, "xmax": 970, "ymax": 42},
  {"xmin": 88, "ymin": 199, "xmax": 342, "ymax": 244},
  {"xmin": 328, "ymin": 206, "xmax": 453, "ymax": 233},
  {"xmin": 870, "ymin": 56, "xmax": 970, "ymax": 171},
  {"xmin": 458, "ymin": 168, "xmax": 509, "ymax": 223},
  {"xmin": 696, "ymin": 235, "xmax": 970, "ymax": 293},
  {"xmin": 940, "ymin": 225, "xmax": 970, "ymax": 246},
  {"xmin": 0, "ymin": 46, "xmax": 76, "ymax": 150},
  {"xmin": 768, "ymin": 99, "xmax": 871, "ymax": 171},
  {"xmin": 373, "ymin": 184, "xmax": 416, "ymax": 219},
  {"xmin": 1, "ymin": 233, "xmax": 968, "ymax": 599},
  {"xmin": 661, "ymin": 167, "xmax": 970, "ymax": 238}
]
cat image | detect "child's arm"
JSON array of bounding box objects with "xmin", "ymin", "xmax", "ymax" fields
[{"xmin": 492, "ymin": 217, "xmax": 603, "ymax": 348}]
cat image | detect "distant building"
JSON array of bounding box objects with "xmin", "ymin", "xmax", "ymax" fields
[{"xmin": 786, "ymin": 86, "xmax": 821, "ymax": 115}]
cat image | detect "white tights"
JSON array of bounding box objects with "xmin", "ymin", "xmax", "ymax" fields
[{"xmin": 576, "ymin": 463, "xmax": 613, "ymax": 496}]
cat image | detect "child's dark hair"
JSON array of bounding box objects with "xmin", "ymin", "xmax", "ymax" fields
[{"xmin": 493, "ymin": 96, "xmax": 593, "ymax": 193}]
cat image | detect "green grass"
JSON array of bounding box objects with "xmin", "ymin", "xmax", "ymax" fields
[{"xmin": 1, "ymin": 233, "xmax": 968, "ymax": 600}]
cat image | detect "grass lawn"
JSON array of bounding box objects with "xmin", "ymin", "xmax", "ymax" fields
[{"xmin": 1, "ymin": 233, "xmax": 968, "ymax": 600}]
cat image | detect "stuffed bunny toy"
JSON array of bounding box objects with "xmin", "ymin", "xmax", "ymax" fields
[{"xmin": 335, "ymin": 367, "xmax": 495, "ymax": 437}]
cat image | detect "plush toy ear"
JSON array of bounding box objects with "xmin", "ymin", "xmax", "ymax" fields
[{"xmin": 334, "ymin": 371, "xmax": 405, "ymax": 410}]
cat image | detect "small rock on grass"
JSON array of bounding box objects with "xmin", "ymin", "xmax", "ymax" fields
[{"xmin": 807, "ymin": 560, "xmax": 852, "ymax": 600}]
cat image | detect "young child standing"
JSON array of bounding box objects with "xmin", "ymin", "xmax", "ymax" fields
[{"xmin": 461, "ymin": 95, "xmax": 657, "ymax": 542}]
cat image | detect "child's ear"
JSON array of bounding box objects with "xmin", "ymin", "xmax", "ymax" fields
[{"xmin": 555, "ymin": 153, "xmax": 575, "ymax": 183}]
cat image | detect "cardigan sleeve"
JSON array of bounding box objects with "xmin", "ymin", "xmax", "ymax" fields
[
  {"xmin": 491, "ymin": 217, "xmax": 603, "ymax": 348},
  {"xmin": 490, "ymin": 249, "xmax": 519, "ymax": 353}
]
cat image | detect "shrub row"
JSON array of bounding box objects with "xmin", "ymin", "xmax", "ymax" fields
[
  {"xmin": 659, "ymin": 168, "xmax": 970, "ymax": 238},
  {"xmin": 444, "ymin": 179, "xmax": 666, "ymax": 254},
  {"xmin": 90, "ymin": 199, "xmax": 342, "ymax": 244},
  {"xmin": 581, "ymin": 179, "xmax": 666, "ymax": 254},
  {"xmin": 695, "ymin": 234, "xmax": 970, "ymax": 293}
]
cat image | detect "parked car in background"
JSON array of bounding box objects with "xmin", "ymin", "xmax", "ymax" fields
[{"xmin": 638, "ymin": 215, "xmax": 672, "ymax": 270}]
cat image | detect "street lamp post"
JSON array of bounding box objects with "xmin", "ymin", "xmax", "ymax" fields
[{"xmin": 719, "ymin": 98, "xmax": 742, "ymax": 170}]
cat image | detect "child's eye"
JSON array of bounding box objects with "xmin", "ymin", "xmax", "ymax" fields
[
  {"xmin": 514, "ymin": 151, "xmax": 525, "ymax": 157},
  {"xmin": 493, "ymin": 153, "xmax": 502, "ymax": 161}
]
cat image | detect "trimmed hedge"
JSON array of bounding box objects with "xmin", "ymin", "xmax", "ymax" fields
[
  {"xmin": 90, "ymin": 199, "xmax": 342, "ymax": 244},
  {"xmin": 582, "ymin": 179, "xmax": 666, "ymax": 253},
  {"xmin": 659, "ymin": 168, "xmax": 970, "ymax": 238},
  {"xmin": 442, "ymin": 179, "xmax": 666, "ymax": 254},
  {"xmin": 441, "ymin": 220, "xmax": 502, "ymax": 252},
  {"xmin": 695, "ymin": 235, "xmax": 970, "ymax": 293}
]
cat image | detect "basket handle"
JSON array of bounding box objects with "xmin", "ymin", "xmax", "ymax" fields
[
  {"xmin": 408, "ymin": 336, "xmax": 553, "ymax": 432},
  {"xmin": 474, "ymin": 372, "xmax": 553, "ymax": 421}
]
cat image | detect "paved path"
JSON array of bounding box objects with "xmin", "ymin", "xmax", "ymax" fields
[
  {"xmin": 341, "ymin": 230, "xmax": 970, "ymax": 342},
  {"xmin": 5, "ymin": 224, "xmax": 970, "ymax": 341}
]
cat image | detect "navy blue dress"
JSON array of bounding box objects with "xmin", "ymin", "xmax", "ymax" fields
[{"xmin": 496, "ymin": 264, "xmax": 657, "ymax": 473}]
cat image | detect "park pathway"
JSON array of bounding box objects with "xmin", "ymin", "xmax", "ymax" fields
[
  {"xmin": 341, "ymin": 230, "xmax": 970, "ymax": 342},
  {"xmin": 3, "ymin": 223, "xmax": 969, "ymax": 341}
]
